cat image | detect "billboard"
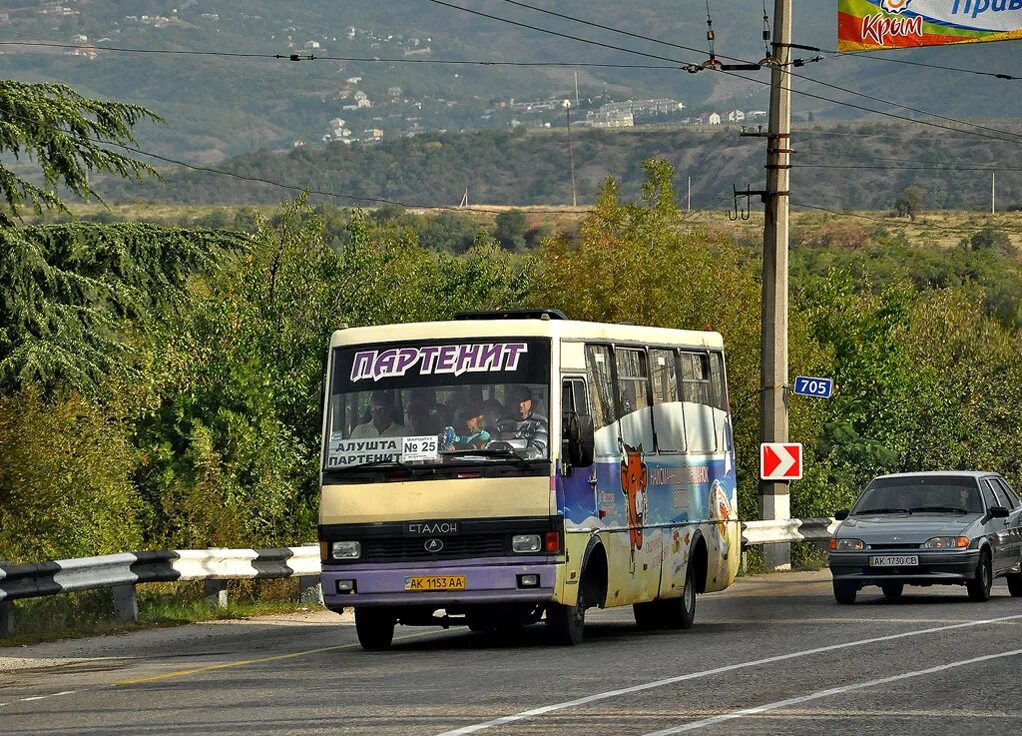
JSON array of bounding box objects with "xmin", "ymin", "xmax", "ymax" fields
[{"xmin": 838, "ymin": 0, "xmax": 1022, "ymax": 51}]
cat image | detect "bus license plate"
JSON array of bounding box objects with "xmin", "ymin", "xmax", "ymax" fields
[
  {"xmin": 404, "ymin": 575, "xmax": 466, "ymax": 591},
  {"xmin": 869, "ymin": 555, "xmax": 918, "ymax": 567}
]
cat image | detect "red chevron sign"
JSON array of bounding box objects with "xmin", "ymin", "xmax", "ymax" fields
[{"xmin": 760, "ymin": 443, "xmax": 803, "ymax": 481}]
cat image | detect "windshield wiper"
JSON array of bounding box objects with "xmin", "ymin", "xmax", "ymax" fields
[
  {"xmin": 914, "ymin": 506, "xmax": 968, "ymax": 514},
  {"xmin": 857, "ymin": 507, "xmax": 913, "ymax": 515},
  {"xmin": 443, "ymin": 447, "xmax": 533, "ymax": 468},
  {"xmin": 333, "ymin": 459, "xmax": 411, "ymax": 471}
]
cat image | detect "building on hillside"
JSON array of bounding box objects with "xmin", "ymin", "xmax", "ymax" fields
[
  {"xmin": 587, "ymin": 108, "xmax": 634, "ymax": 128},
  {"xmin": 387, "ymin": 87, "xmax": 402, "ymax": 98},
  {"xmin": 698, "ymin": 112, "xmax": 722, "ymax": 125},
  {"xmin": 304, "ymin": 40, "xmax": 320, "ymax": 49},
  {"xmin": 65, "ymin": 45, "xmax": 98, "ymax": 60}
]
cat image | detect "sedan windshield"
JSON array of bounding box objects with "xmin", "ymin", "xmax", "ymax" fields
[
  {"xmin": 324, "ymin": 337, "xmax": 550, "ymax": 472},
  {"xmin": 852, "ymin": 476, "xmax": 983, "ymax": 515}
]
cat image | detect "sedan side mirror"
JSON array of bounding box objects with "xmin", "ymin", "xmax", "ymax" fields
[
  {"xmin": 989, "ymin": 505, "xmax": 1010, "ymax": 519},
  {"xmin": 834, "ymin": 509, "xmax": 849, "ymax": 521}
]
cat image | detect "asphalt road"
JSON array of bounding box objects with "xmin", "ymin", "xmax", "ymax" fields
[{"xmin": 2, "ymin": 571, "xmax": 1021, "ymax": 735}]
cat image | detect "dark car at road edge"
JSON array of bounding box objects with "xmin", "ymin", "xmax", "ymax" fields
[{"xmin": 828, "ymin": 471, "xmax": 1022, "ymax": 604}]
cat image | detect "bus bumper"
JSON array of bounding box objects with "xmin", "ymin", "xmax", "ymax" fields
[{"xmin": 322, "ymin": 557, "xmax": 557, "ymax": 611}]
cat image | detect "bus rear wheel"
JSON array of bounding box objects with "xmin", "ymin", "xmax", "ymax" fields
[
  {"xmin": 355, "ymin": 609, "xmax": 396, "ymax": 651},
  {"xmin": 662, "ymin": 568, "xmax": 697, "ymax": 630}
]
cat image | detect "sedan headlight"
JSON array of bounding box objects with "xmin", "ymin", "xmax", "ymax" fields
[
  {"xmin": 922, "ymin": 536, "xmax": 969, "ymax": 549},
  {"xmin": 331, "ymin": 541, "xmax": 361, "ymax": 559},
  {"xmin": 512, "ymin": 534, "xmax": 542, "ymax": 553},
  {"xmin": 829, "ymin": 537, "xmax": 865, "ymax": 551}
]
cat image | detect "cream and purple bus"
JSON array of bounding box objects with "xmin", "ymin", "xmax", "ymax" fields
[{"xmin": 319, "ymin": 310, "xmax": 739, "ymax": 650}]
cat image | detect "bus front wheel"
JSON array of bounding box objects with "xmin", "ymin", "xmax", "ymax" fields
[
  {"xmin": 355, "ymin": 609, "xmax": 396, "ymax": 651},
  {"xmin": 547, "ymin": 584, "xmax": 586, "ymax": 645}
]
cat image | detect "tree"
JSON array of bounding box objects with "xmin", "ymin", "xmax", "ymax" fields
[
  {"xmin": 0, "ymin": 81, "xmax": 160, "ymax": 225},
  {"xmin": 0, "ymin": 222, "xmax": 246, "ymax": 396},
  {"xmin": 893, "ymin": 186, "xmax": 925, "ymax": 221},
  {"xmin": 494, "ymin": 210, "xmax": 527, "ymax": 251}
]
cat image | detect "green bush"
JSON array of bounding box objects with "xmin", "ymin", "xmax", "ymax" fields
[{"xmin": 0, "ymin": 388, "xmax": 144, "ymax": 562}]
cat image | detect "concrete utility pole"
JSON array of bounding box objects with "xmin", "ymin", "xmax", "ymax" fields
[
  {"xmin": 760, "ymin": 0, "xmax": 793, "ymax": 571},
  {"xmin": 565, "ymin": 100, "xmax": 577, "ymax": 207}
]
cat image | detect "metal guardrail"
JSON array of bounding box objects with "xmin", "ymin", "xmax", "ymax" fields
[
  {"xmin": 0, "ymin": 520, "xmax": 838, "ymax": 637},
  {"xmin": 741, "ymin": 517, "xmax": 839, "ymax": 546},
  {"xmin": 0, "ymin": 546, "xmax": 320, "ymax": 637}
]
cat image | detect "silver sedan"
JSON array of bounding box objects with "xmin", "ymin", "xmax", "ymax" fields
[{"xmin": 828, "ymin": 471, "xmax": 1022, "ymax": 603}]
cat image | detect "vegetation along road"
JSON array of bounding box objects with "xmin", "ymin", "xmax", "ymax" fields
[{"xmin": 3, "ymin": 571, "xmax": 1021, "ymax": 735}]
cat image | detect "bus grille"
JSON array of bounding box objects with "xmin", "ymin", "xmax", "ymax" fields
[{"xmin": 362, "ymin": 535, "xmax": 508, "ymax": 562}]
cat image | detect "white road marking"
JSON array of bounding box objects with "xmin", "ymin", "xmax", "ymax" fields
[
  {"xmin": 434, "ymin": 613, "xmax": 1022, "ymax": 736},
  {"xmin": 0, "ymin": 690, "xmax": 79, "ymax": 707},
  {"xmin": 642, "ymin": 647, "xmax": 1022, "ymax": 735}
]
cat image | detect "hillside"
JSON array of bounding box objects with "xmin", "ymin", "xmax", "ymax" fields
[
  {"xmin": 100, "ymin": 122, "xmax": 1022, "ymax": 212},
  {"xmin": 3, "ymin": 0, "xmax": 1022, "ymax": 162}
]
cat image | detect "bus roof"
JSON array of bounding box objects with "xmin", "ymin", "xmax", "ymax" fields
[{"xmin": 329, "ymin": 319, "xmax": 723, "ymax": 350}]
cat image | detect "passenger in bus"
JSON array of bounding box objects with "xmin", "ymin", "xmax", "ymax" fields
[
  {"xmin": 405, "ymin": 398, "xmax": 439, "ymax": 437},
  {"xmin": 482, "ymin": 398, "xmax": 506, "ymax": 434},
  {"xmin": 445, "ymin": 403, "xmax": 491, "ymax": 450},
  {"xmin": 350, "ymin": 391, "xmax": 406, "ymax": 438},
  {"xmin": 498, "ymin": 385, "xmax": 549, "ymax": 456}
]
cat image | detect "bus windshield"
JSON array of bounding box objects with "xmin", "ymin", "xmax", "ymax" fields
[{"xmin": 324, "ymin": 337, "xmax": 551, "ymax": 471}]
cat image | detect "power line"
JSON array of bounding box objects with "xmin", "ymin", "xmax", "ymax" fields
[
  {"xmin": 794, "ymin": 163, "xmax": 1022, "ymax": 172},
  {"xmin": 794, "ymin": 43, "xmax": 1022, "ymax": 81},
  {"xmin": 480, "ymin": 0, "xmax": 1022, "ymax": 143},
  {"xmin": 1, "ymin": 108, "xmax": 590, "ymax": 214},
  {"xmin": 9, "ymin": 21, "xmax": 1021, "ymax": 146},
  {"xmin": 0, "ymin": 39, "xmax": 683, "ymax": 70}
]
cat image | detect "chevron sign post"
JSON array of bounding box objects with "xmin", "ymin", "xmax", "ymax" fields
[{"xmin": 760, "ymin": 442, "xmax": 803, "ymax": 481}]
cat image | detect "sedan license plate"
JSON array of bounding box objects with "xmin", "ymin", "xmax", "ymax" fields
[
  {"xmin": 869, "ymin": 555, "xmax": 918, "ymax": 567},
  {"xmin": 404, "ymin": 575, "xmax": 466, "ymax": 591}
]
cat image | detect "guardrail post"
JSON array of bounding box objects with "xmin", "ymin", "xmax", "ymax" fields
[
  {"xmin": 204, "ymin": 579, "xmax": 228, "ymax": 609},
  {"xmin": 112, "ymin": 583, "xmax": 139, "ymax": 622},
  {"xmin": 0, "ymin": 600, "xmax": 14, "ymax": 637},
  {"xmin": 298, "ymin": 576, "xmax": 323, "ymax": 605}
]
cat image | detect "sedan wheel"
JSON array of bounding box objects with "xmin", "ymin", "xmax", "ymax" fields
[
  {"xmin": 967, "ymin": 551, "xmax": 993, "ymax": 602},
  {"xmin": 1006, "ymin": 573, "xmax": 1022, "ymax": 597},
  {"xmin": 881, "ymin": 583, "xmax": 904, "ymax": 600},
  {"xmin": 833, "ymin": 580, "xmax": 857, "ymax": 604}
]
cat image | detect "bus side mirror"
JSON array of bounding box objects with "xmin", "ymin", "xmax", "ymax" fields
[{"xmin": 563, "ymin": 412, "xmax": 595, "ymax": 468}]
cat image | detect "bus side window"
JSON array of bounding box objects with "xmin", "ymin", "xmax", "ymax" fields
[
  {"xmin": 585, "ymin": 344, "xmax": 619, "ymax": 452},
  {"xmin": 680, "ymin": 351, "xmax": 715, "ymax": 453},
  {"xmin": 709, "ymin": 352, "xmax": 730, "ymax": 451},
  {"xmin": 650, "ymin": 348, "xmax": 684, "ymax": 453},
  {"xmin": 615, "ymin": 348, "xmax": 653, "ymax": 452}
]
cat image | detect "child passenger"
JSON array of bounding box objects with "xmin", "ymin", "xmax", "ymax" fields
[{"xmin": 447, "ymin": 403, "xmax": 491, "ymax": 450}]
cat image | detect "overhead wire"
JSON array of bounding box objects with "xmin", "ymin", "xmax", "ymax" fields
[
  {"xmin": 480, "ymin": 0, "xmax": 1022, "ymax": 143},
  {"xmin": 6, "ymin": 15, "xmax": 1021, "ymax": 145},
  {"xmin": 427, "ymin": 0, "xmax": 1021, "ymax": 145},
  {"xmin": 790, "ymin": 42, "xmax": 1022, "ymax": 81},
  {"xmin": 1, "ymin": 108, "xmax": 590, "ymax": 215},
  {"xmin": 0, "ymin": 40, "xmax": 684, "ymax": 69}
]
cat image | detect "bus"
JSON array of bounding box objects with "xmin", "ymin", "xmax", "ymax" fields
[{"xmin": 319, "ymin": 310, "xmax": 739, "ymax": 650}]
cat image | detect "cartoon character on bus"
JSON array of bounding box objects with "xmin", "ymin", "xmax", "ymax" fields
[
  {"xmin": 709, "ymin": 479, "xmax": 733, "ymax": 561},
  {"xmin": 621, "ymin": 444, "xmax": 648, "ymax": 573}
]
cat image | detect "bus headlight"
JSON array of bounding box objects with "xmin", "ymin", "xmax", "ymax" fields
[
  {"xmin": 332, "ymin": 541, "xmax": 361, "ymax": 559},
  {"xmin": 512, "ymin": 534, "xmax": 542, "ymax": 553}
]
